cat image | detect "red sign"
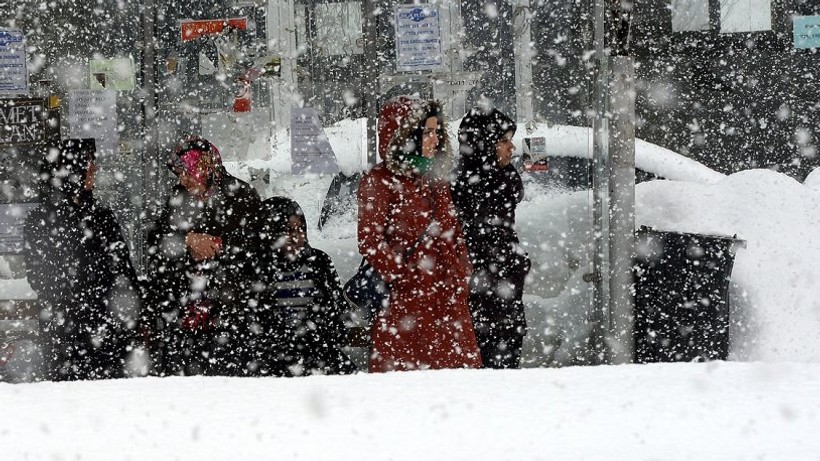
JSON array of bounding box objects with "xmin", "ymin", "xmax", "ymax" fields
[
  {"xmin": 180, "ymin": 17, "xmax": 248, "ymax": 42},
  {"xmin": 524, "ymin": 162, "xmax": 549, "ymax": 172}
]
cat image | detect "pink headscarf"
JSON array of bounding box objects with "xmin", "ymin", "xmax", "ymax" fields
[{"xmin": 168, "ymin": 137, "xmax": 223, "ymax": 196}]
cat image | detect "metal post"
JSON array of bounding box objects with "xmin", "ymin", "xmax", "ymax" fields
[
  {"xmin": 607, "ymin": 55, "xmax": 636, "ymax": 364},
  {"xmin": 513, "ymin": 0, "xmax": 534, "ymax": 127},
  {"xmin": 362, "ymin": 0, "xmax": 379, "ymax": 167},
  {"xmin": 605, "ymin": 0, "xmax": 636, "ymax": 365},
  {"xmin": 267, "ymin": 0, "xmax": 298, "ymax": 135},
  {"xmin": 139, "ymin": 0, "xmax": 159, "ymax": 269},
  {"xmin": 591, "ymin": 0, "xmax": 636, "ymax": 364},
  {"xmin": 589, "ymin": 0, "xmax": 610, "ymax": 365}
]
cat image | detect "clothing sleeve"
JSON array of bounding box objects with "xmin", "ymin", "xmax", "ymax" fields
[
  {"xmin": 431, "ymin": 182, "xmax": 473, "ymax": 280},
  {"xmin": 357, "ymin": 170, "xmax": 412, "ymax": 283},
  {"xmin": 146, "ymin": 187, "xmax": 189, "ymax": 267},
  {"xmin": 452, "ymin": 168, "xmax": 521, "ymax": 269},
  {"xmin": 222, "ymin": 179, "xmax": 263, "ymax": 245},
  {"xmin": 94, "ymin": 207, "xmax": 144, "ymax": 325},
  {"xmin": 96, "ymin": 207, "xmax": 140, "ymax": 280},
  {"xmin": 144, "ymin": 193, "xmax": 190, "ymax": 324},
  {"xmin": 310, "ymin": 250, "xmax": 348, "ymax": 345},
  {"xmin": 24, "ymin": 210, "xmax": 71, "ymax": 305},
  {"xmin": 218, "ymin": 180, "xmax": 263, "ymax": 309}
]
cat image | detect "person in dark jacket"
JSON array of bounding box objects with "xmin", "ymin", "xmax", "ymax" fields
[
  {"xmin": 249, "ymin": 196, "xmax": 356, "ymax": 377},
  {"xmin": 451, "ymin": 107, "xmax": 531, "ymax": 369},
  {"xmin": 145, "ymin": 137, "xmax": 261, "ymax": 376},
  {"xmin": 24, "ymin": 139, "xmax": 142, "ymax": 381}
]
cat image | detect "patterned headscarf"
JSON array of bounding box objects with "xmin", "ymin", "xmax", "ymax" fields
[{"xmin": 168, "ymin": 137, "xmax": 224, "ymax": 197}]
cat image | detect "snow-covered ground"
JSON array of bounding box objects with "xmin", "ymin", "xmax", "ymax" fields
[
  {"xmin": 3, "ymin": 362, "xmax": 819, "ymax": 460},
  {"xmin": 3, "ymin": 119, "xmax": 820, "ymax": 459}
]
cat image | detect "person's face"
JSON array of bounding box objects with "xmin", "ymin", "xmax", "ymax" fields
[
  {"xmin": 175, "ymin": 168, "xmax": 207, "ymax": 196},
  {"xmin": 496, "ymin": 131, "xmax": 515, "ymax": 168},
  {"xmin": 421, "ymin": 116, "xmax": 440, "ymax": 159},
  {"xmin": 83, "ymin": 160, "xmax": 96, "ymax": 191},
  {"xmin": 277, "ymin": 216, "xmax": 306, "ymax": 259}
]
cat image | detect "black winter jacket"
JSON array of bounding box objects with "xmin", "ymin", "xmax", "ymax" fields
[
  {"xmin": 144, "ymin": 174, "xmax": 262, "ymax": 376},
  {"xmin": 24, "ymin": 190, "xmax": 142, "ymax": 380},
  {"xmin": 249, "ymin": 245, "xmax": 356, "ymax": 376},
  {"xmin": 451, "ymin": 108, "xmax": 531, "ymax": 337}
]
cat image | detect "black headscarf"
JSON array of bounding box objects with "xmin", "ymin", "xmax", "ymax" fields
[
  {"xmin": 457, "ymin": 107, "xmax": 517, "ymax": 170},
  {"xmin": 39, "ymin": 138, "xmax": 97, "ymax": 198},
  {"xmin": 262, "ymin": 196, "xmax": 307, "ymax": 243}
]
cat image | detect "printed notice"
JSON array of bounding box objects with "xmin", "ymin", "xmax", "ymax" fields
[
  {"xmin": 0, "ymin": 29, "xmax": 27, "ymax": 96},
  {"xmin": 290, "ymin": 107, "xmax": 339, "ymax": 175},
  {"xmin": 68, "ymin": 89, "xmax": 118, "ymax": 157},
  {"xmin": 0, "ymin": 203, "xmax": 38, "ymax": 254},
  {"xmin": 394, "ymin": 5, "xmax": 443, "ymax": 72}
]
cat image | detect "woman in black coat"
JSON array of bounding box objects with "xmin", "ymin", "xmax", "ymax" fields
[
  {"xmin": 145, "ymin": 137, "xmax": 262, "ymax": 376},
  {"xmin": 24, "ymin": 139, "xmax": 142, "ymax": 381},
  {"xmin": 451, "ymin": 107, "xmax": 531, "ymax": 369}
]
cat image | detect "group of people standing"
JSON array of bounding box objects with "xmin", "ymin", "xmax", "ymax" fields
[
  {"xmin": 360, "ymin": 96, "xmax": 530, "ymax": 372},
  {"xmin": 22, "ymin": 95, "xmax": 530, "ymax": 381}
]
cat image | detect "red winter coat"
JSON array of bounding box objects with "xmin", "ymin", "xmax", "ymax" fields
[{"xmin": 358, "ymin": 97, "xmax": 481, "ymax": 372}]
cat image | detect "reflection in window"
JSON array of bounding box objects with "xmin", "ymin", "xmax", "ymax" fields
[
  {"xmin": 720, "ymin": 0, "xmax": 771, "ymax": 33},
  {"xmin": 671, "ymin": 0, "xmax": 710, "ymax": 32}
]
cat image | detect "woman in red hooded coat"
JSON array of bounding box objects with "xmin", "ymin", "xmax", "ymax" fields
[{"xmin": 357, "ymin": 96, "xmax": 482, "ymax": 372}]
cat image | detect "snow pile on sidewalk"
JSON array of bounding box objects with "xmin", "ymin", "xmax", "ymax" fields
[{"xmin": 3, "ymin": 361, "xmax": 819, "ymax": 461}]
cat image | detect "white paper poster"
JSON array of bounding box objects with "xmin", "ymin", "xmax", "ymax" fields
[
  {"xmin": 0, "ymin": 29, "xmax": 28, "ymax": 96},
  {"xmin": 670, "ymin": 0, "xmax": 710, "ymax": 32},
  {"xmin": 290, "ymin": 107, "xmax": 339, "ymax": 175},
  {"xmin": 395, "ymin": 5, "xmax": 443, "ymax": 72},
  {"xmin": 720, "ymin": 0, "xmax": 771, "ymax": 33},
  {"xmin": 68, "ymin": 89, "xmax": 118, "ymax": 157},
  {"xmin": 0, "ymin": 203, "xmax": 38, "ymax": 254}
]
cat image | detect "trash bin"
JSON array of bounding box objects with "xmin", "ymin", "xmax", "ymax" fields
[{"xmin": 633, "ymin": 226, "xmax": 745, "ymax": 363}]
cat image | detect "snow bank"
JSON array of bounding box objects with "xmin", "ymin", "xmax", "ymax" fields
[
  {"xmin": 638, "ymin": 170, "xmax": 820, "ymax": 361},
  {"xmin": 3, "ymin": 361, "xmax": 818, "ymax": 460}
]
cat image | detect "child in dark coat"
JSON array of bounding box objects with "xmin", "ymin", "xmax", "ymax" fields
[{"xmin": 249, "ymin": 196, "xmax": 356, "ymax": 377}]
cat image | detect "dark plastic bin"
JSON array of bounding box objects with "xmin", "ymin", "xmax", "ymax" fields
[{"xmin": 633, "ymin": 226, "xmax": 745, "ymax": 363}]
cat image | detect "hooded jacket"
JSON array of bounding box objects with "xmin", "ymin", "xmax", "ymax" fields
[
  {"xmin": 24, "ymin": 139, "xmax": 141, "ymax": 380},
  {"xmin": 358, "ymin": 96, "xmax": 481, "ymax": 372},
  {"xmin": 145, "ymin": 138, "xmax": 262, "ymax": 376},
  {"xmin": 451, "ymin": 107, "xmax": 531, "ymax": 337}
]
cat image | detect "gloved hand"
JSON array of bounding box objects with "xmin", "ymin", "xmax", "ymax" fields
[{"xmin": 181, "ymin": 299, "xmax": 215, "ymax": 331}]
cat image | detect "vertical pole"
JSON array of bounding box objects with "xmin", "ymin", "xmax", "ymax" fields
[
  {"xmin": 139, "ymin": 0, "xmax": 159, "ymax": 269},
  {"xmin": 267, "ymin": 0, "xmax": 298, "ymax": 135},
  {"xmin": 362, "ymin": 0, "xmax": 379, "ymax": 167},
  {"xmin": 513, "ymin": 0, "xmax": 534, "ymax": 128},
  {"xmin": 608, "ymin": 55, "xmax": 636, "ymax": 364},
  {"xmin": 590, "ymin": 0, "xmax": 610, "ymax": 365},
  {"xmin": 437, "ymin": 1, "xmax": 467, "ymax": 121}
]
